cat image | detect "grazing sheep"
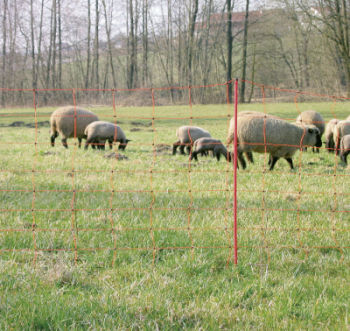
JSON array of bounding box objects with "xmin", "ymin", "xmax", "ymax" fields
[
  {"xmin": 324, "ymin": 119, "xmax": 339, "ymax": 153},
  {"xmin": 190, "ymin": 137, "xmax": 231, "ymax": 162},
  {"xmin": 340, "ymin": 135, "xmax": 350, "ymax": 164},
  {"xmin": 227, "ymin": 111, "xmax": 280, "ymax": 164},
  {"xmin": 296, "ymin": 110, "xmax": 325, "ymax": 152},
  {"xmin": 173, "ymin": 126, "xmax": 211, "ymax": 155},
  {"xmin": 235, "ymin": 116, "xmax": 322, "ymax": 170},
  {"xmin": 84, "ymin": 121, "xmax": 130, "ymax": 150},
  {"xmin": 50, "ymin": 106, "xmax": 99, "ymax": 148},
  {"xmin": 333, "ymin": 120, "xmax": 350, "ymax": 155}
]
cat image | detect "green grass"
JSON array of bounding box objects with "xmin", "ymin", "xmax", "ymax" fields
[{"xmin": 0, "ymin": 101, "xmax": 349, "ymax": 329}]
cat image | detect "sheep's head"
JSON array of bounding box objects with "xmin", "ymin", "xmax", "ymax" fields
[{"xmin": 118, "ymin": 139, "xmax": 131, "ymax": 150}]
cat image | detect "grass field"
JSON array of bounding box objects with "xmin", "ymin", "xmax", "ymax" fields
[{"xmin": 0, "ymin": 99, "xmax": 349, "ymax": 329}]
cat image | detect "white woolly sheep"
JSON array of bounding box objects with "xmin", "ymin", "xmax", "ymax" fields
[
  {"xmin": 340, "ymin": 135, "xmax": 350, "ymax": 164},
  {"xmin": 235, "ymin": 116, "xmax": 322, "ymax": 170},
  {"xmin": 333, "ymin": 120, "xmax": 350, "ymax": 155},
  {"xmin": 190, "ymin": 137, "xmax": 231, "ymax": 162},
  {"xmin": 296, "ymin": 110, "xmax": 325, "ymax": 152},
  {"xmin": 324, "ymin": 119, "xmax": 339, "ymax": 153},
  {"xmin": 50, "ymin": 106, "xmax": 99, "ymax": 148},
  {"xmin": 84, "ymin": 121, "xmax": 130, "ymax": 150},
  {"xmin": 173, "ymin": 126, "xmax": 211, "ymax": 155}
]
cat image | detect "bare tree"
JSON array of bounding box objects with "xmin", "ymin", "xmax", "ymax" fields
[
  {"xmin": 1, "ymin": 0, "xmax": 8, "ymax": 106},
  {"xmin": 240, "ymin": 0, "xmax": 250, "ymax": 103},
  {"xmin": 85, "ymin": 0, "xmax": 91, "ymax": 88},
  {"xmin": 226, "ymin": 0, "xmax": 233, "ymax": 102}
]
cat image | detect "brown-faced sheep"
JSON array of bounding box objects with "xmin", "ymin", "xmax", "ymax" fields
[
  {"xmin": 334, "ymin": 120, "xmax": 350, "ymax": 155},
  {"xmin": 84, "ymin": 121, "xmax": 130, "ymax": 150},
  {"xmin": 50, "ymin": 106, "xmax": 99, "ymax": 148},
  {"xmin": 340, "ymin": 135, "xmax": 350, "ymax": 164},
  {"xmin": 235, "ymin": 116, "xmax": 322, "ymax": 170},
  {"xmin": 190, "ymin": 137, "xmax": 231, "ymax": 162},
  {"xmin": 296, "ymin": 110, "xmax": 325, "ymax": 152},
  {"xmin": 324, "ymin": 119, "xmax": 339, "ymax": 153},
  {"xmin": 173, "ymin": 126, "xmax": 211, "ymax": 155}
]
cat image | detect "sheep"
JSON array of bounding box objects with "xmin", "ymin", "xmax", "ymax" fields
[
  {"xmin": 190, "ymin": 137, "xmax": 231, "ymax": 162},
  {"xmin": 84, "ymin": 121, "xmax": 130, "ymax": 150},
  {"xmin": 296, "ymin": 110, "xmax": 325, "ymax": 152},
  {"xmin": 235, "ymin": 116, "xmax": 322, "ymax": 170},
  {"xmin": 340, "ymin": 135, "xmax": 350, "ymax": 164},
  {"xmin": 173, "ymin": 126, "xmax": 211, "ymax": 155},
  {"xmin": 50, "ymin": 106, "xmax": 99, "ymax": 148},
  {"xmin": 324, "ymin": 119, "xmax": 339, "ymax": 153},
  {"xmin": 333, "ymin": 120, "xmax": 350, "ymax": 155},
  {"xmin": 226, "ymin": 111, "xmax": 280, "ymax": 164}
]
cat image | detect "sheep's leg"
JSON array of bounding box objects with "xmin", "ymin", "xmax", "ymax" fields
[
  {"xmin": 269, "ymin": 156, "xmax": 279, "ymax": 170},
  {"xmin": 190, "ymin": 151, "xmax": 198, "ymax": 161},
  {"xmin": 237, "ymin": 152, "xmax": 246, "ymax": 169},
  {"xmin": 214, "ymin": 148, "xmax": 221, "ymax": 161},
  {"xmin": 186, "ymin": 145, "xmax": 191, "ymax": 155},
  {"xmin": 61, "ymin": 138, "xmax": 68, "ymax": 149},
  {"xmin": 50, "ymin": 132, "xmax": 58, "ymax": 147},
  {"xmin": 285, "ymin": 157, "xmax": 294, "ymax": 169},
  {"xmin": 78, "ymin": 137, "xmax": 82, "ymax": 148},
  {"xmin": 179, "ymin": 144, "xmax": 186, "ymax": 155},
  {"xmin": 172, "ymin": 141, "xmax": 180, "ymax": 155},
  {"xmin": 341, "ymin": 151, "xmax": 348, "ymax": 164},
  {"xmin": 245, "ymin": 152, "xmax": 254, "ymax": 163},
  {"xmin": 268, "ymin": 154, "xmax": 272, "ymax": 166},
  {"xmin": 84, "ymin": 137, "xmax": 93, "ymax": 150},
  {"xmin": 108, "ymin": 138, "xmax": 113, "ymax": 149}
]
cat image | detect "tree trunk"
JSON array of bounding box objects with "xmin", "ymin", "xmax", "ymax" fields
[
  {"xmin": 85, "ymin": 0, "xmax": 91, "ymax": 89},
  {"xmin": 94, "ymin": 0, "xmax": 99, "ymax": 89},
  {"xmin": 1, "ymin": 0, "xmax": 8, "ymax": 106},
  {"xmin": 240, "ymin": 0, "xmax": 250, "ymax": 103},
  {"xmin": 226, "ymin": 0, "xmax": 233, "ymax": 103},
  {"xmin": 188, "ymin": 0, "xmax": 199, "ymax": 87},
  {"xmin": 102, "ymin": 0, "xmax": 117, "ymax": 88},
  {"xmin": 58, "ymin": 0, "xmax": 62, "ymax": 88}
]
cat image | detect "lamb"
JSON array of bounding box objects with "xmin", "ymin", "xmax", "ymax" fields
[
  {"xmin": 340, "ymin": 135, "xmax": 350, "ymax": 164},
  {"xmin": 296, "ymin": 110, "xmax": 325, "ymax": 152},
  {"xmin": 173, "ymin": 126, "xmax": 211, "ymax": 155},
  {"xmin": 50, "ymin": 106, "xmax": 99, "ymax": 148},
  {"xmin": 333, "ymin": 120, "xmax": 350, "ymax": 155},
  {"xmin": 235, "ymin": 116, "xmax": 322, "ymax": 170},
  {"xmin": 324, "ymin": 119, "xmax": 339, "ymax": 153},
  {"xmin": 84, "ymin": 121, "xmax": 130, "ymax": 150},
  {"xmin": 190, "ymin": 137, "xmax": 231, "ymax": 162}
]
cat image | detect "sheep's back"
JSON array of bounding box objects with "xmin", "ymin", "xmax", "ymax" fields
[
  {"xmin": 296, "ymin": 110, "xmax": 325, "ymax": 136},
  {"xmin": 237, "ymin": 117, "xmax": 314, "ymax": 156},
  {"xmin": 334, "ymin": 121, "xmax": 350, "ymax": 142},
  {"xmin": 51, "ymin": 106, "xmax": 99, "ymax": 138},
  {"xmin": 85, "ymin": 121, "xmax": 126, "ymax": 140},
  {"xmin": 177, "ymin": 126, "xmax": 211, "ymax": 143}
]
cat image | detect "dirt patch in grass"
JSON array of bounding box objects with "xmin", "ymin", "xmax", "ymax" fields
[
  {"xmin": 130, "ymin": 121, "xmax": 152, "ymax": 127},
  {"xmin": 1, "ymin": 120, "xmax": 50, "ymax": 128},
  {"xmin": 104, "ymin": 152, "xmax": 129, "ymax": 160},
  {"xmin": 130, "ymin": 128, "xmax": 142, "ymax": 132}
]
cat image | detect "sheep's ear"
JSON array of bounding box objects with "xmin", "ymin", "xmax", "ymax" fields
[
  {"xmin": 308, "ymin": 128, "xmax": 314, "ymax": 134},
  {"xmin": 126, "ymin": 139, "xmax": 132, "ymax": 142}
]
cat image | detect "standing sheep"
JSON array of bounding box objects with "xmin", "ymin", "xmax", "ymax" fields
[
  {"xmin": 296, "ymin": 110, "xmax": 325, "ymax": 152},
  {"xmin": 50, "ymin": 106, "xmax": 99, "ymax": 148},
  {"xmin": 173, "ymin": 126, "xmax": 211, "ymax": 155},
  {"xmin": 324, "ymin": 119, "xmax": 339, "ymax": 153},
  {"xmin": 226, "ymin": 111, "xmax": 280, "ymax": 164},
  {"xmin": 340, "ymin": 135, "xmax": 350, "ymax": 164},
  {"xmin": 333, "ymin": 120, "xmax": 350, "ymax": 155},
  {"xmin": 84, "ymin": 121, "xmax": 130, "ymax": 150},
  {"xmin": 235, "ymin": 116, "xmax": 322, "ymax": 170},
  {"xmin": 190, "ymin": 138, "xmax": 231, "ymax": 162}
]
